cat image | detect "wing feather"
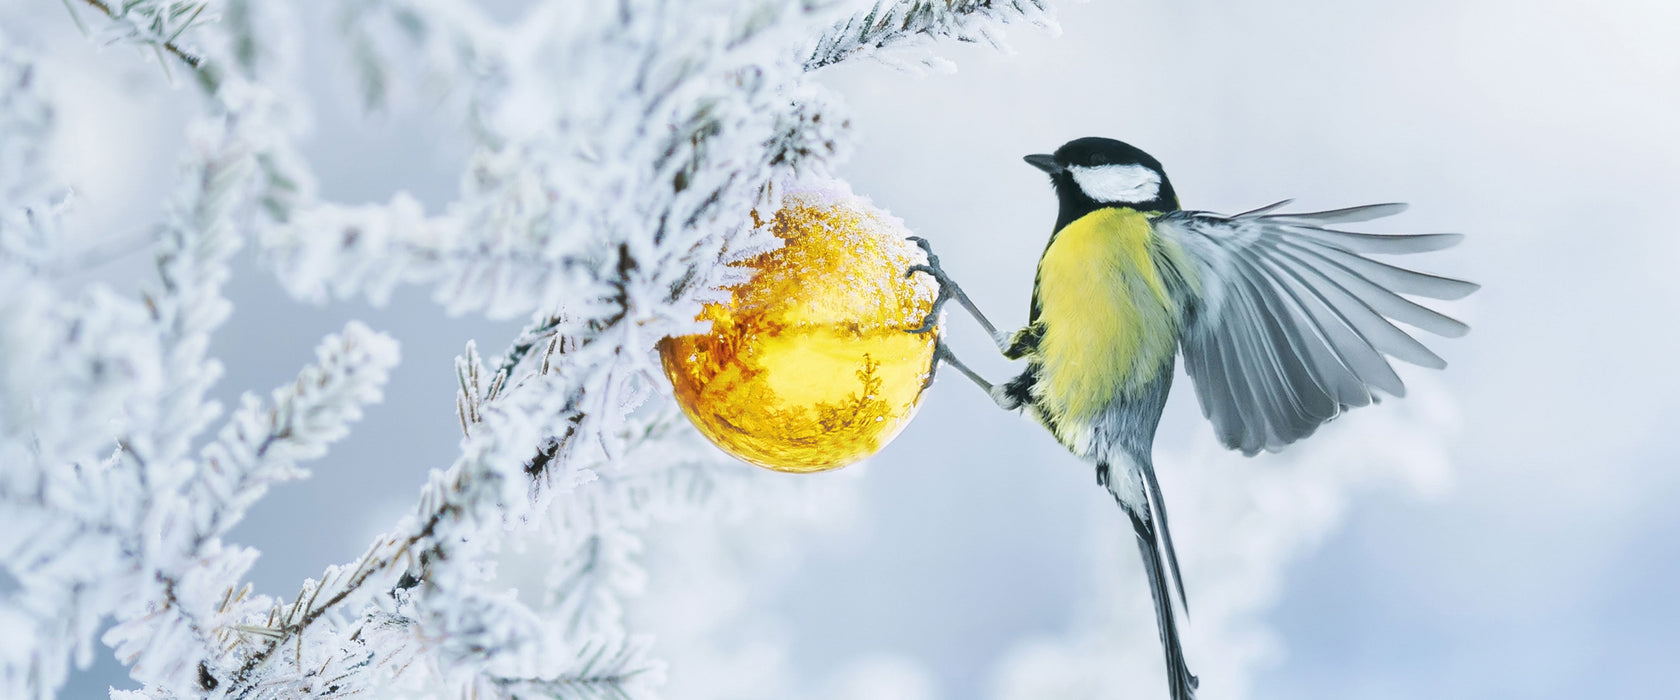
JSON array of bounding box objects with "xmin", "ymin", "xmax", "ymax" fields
[
  {"xmin": 1283, "ymin": 236, "xmax": 1480, "ymax": 300},
  {"xmin": 1232, "ymin": 198, "xmax": 1295, "ymax": 217},
  {"xmin": 1258, "ymin": 202, "xmax": 1408, "ymax": 225},
  {"xmin": 1158, "ymin": 205, "xmax": 1472, "ymax": 455},
  {"xmin": 1251, "ymin": 252, "xmax": 1383, "ymax": 404},
  {"xmin": 1222, "ymin": 283, "xmax": 1286, "ymax": 446},
  {"xmin": 1249, "ymin": 245, "xmax": 1407, "ymax": 395},
  {"xmin": 1265, "ymin": 243, "xmax": 1446, "ymax": 370},
  {"xmin": 1273, "ymin": 239, "xmax": 1470, "ymax": 338},
  {"xmin": 1226, "ymin": 251, "xmax": 1337, "ymax": 436},
  {"xmin": 1281, "ymin": 226, "xmax": 1466, "ymax": 256},
  {"xmin": 1224, "ymin": 255, "xmax": 1308, "ymax": 440}
]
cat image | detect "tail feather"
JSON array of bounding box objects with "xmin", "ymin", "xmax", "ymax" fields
[
  {"xmin": 1125, "ymin": 505, "xmax": 1199, "ymax": 700},
  {"xmin": 1142, "ymin": 462, "xmax": 1190, "ymax": 618}
]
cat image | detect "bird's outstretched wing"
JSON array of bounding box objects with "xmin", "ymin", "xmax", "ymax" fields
[{"xmin": 1153, "ymin": 203, "xmax": 1476, "ymax": 455}]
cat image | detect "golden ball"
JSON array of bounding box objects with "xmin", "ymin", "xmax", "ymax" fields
[{"xmin": 659, "ymin": 183, "xmax": 939, "ymax": 473}]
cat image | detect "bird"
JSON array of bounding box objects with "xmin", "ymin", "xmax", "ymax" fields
[{"xmin": 904, "ymin": 136, "xmax": 1476, "ymax": 700}]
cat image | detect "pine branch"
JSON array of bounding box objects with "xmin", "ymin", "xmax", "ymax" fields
[
  {"xmin": 490, "ymin": 637, "xmax": 665, "ymax": 700},
  {"xmin": 194, "ymin": 322, "xmax": 401, "ymax": 542},
  {"xmin": 804, "ymin": 0, "xmax": 1056, "ymax": 71},
  {"xmin": 225, "ymin": 0, "xmax": 1061, "ymax": 693},
  {"xmin": 6, "ymin": 1, "xmax": 1067, "ymax": 697},
  {"xmin": 73, "ymin": 0, "xmax": 208, "ymax": 71},
  {"xmin": 0, "ymin": 47, "xmax": 64, "ymax": 270}
]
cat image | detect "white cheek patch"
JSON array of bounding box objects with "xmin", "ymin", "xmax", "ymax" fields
[{"xmin": 1068, "ymin": 164, "xmax": 1162, "ymax": 204}]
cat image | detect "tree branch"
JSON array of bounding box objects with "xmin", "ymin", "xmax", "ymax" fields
[{"xmin": 75, "ymin": 0, "xmax": 206, "ymax": 71}]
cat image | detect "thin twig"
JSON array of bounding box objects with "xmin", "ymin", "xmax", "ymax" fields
[{"xmin": 75, "ymin": 0, "xmax": 206, "ymax": 71}]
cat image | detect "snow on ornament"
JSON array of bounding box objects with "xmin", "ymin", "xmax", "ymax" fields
[{"xmin": 659, "ymin": 182, "xmax": 940, "ymax": 473}]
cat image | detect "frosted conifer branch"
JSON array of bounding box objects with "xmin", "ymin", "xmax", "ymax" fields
[
  {"xmin": 200, "ymin": 0, "xmax": 316, "ymax": 223},
  {"xmin": 94, "ymin": 139, "xmax": 397, "ymax": 695},
  {"xmin": 218, "ymin": 0, "xmax": 1056, "ymax": 694},
  {"xmin": 72, "ymin": 0, "xmax": 214, "ymax": 71},
  {"xmin": 0, "ymin": 47, "xmax": 166, "ymax": 462},
  {"xmin": 805, "ymin": 0, "xmax": 1057, "ymax": 71},
  {"xmin": 193, "ymin": 322, "xmax": 400, "ymax": 540},
  {"xmin": 539, "ymin": 407, "xmax": 804, "ymax": 641},
  {"xmin": 488, "ymin": 637, "xmax": 666, "ymax": 700},
  {"xmin": 0, "ymin": 45, "xmax": 64, "ymax": 268},
  {"xmin": 6, "ymin": 0, "xmax": 1062, "ymax": 697},
  {"xmin": 0, "ymin": 43, "xmax": 260, "ymax": 695},
  {"xmin": 0, "ymin": 28, "xmax": 399, "ymax": 696}
]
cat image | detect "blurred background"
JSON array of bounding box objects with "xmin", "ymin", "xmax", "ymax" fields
[{"xmin": 11, "ymin": 0, "xmax": 1678, "ymax": 697}]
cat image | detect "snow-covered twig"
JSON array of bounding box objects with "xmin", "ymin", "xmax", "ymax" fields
[
  {"xmin": 488, "ymin": 637, "xmax": 665, "ymax": 700},
  {"xmin": 0, "ymin": 38, "xmax": 395, "ymax": 696},
  {"xmin": 806, "ymin": 0, "xmax": 1056, "ymax": 71},
  {"xmin": 0, "ymin": 44, "xmax": 64, "ymax": 269},
  {"xmin": 71, "ymin": 0, "xmax": 213, "ymax": 71}
]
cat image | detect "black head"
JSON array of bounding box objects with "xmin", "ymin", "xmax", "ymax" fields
[{"xmin": 1024, "ymin": 137, "xmax": 1179, "ymax": 230}]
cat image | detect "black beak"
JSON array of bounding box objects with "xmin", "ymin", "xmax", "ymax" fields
[{"xmin": 1023, "ymin": 153, "xmax": 1062, "ymax": 174}]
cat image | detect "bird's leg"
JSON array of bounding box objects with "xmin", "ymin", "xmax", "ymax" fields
[
  {"xmin": 923, "ymin": 342, "xmax": 1022, "ymax": 411},
  {"xmin": 904, "ymin": 237, "xmax": 1023, "ymax": 411},
  {"xmin": 904, "ymin": 237, "xmax": 1014, "ymax": 354},
  {"xmin": 928, "ymin": 341, "xmax": 988, "ymax": 392}
]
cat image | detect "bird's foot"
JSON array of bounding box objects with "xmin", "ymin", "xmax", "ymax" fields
[{"xmin": 904, "ymin": 236, "xmax": 953, "ymax": 335}]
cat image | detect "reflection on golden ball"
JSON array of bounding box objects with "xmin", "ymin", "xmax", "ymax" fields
[{"xmin": 659, "ymin": 184, "xmax": 938, "ymax": 473}]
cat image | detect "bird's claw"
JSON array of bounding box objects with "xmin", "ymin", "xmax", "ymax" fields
[
  {"xmin": 920, "ymin": 342, "xmax": 953, "ymax": 391},
  {"xmin": 903, "ymin": 237, "xmax": 954, "ymax": 335}
]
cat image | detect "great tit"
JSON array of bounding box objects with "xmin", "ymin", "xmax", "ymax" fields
[{"xmin": 907, "ymin": 136, "xmax": 1475, "ymax": 700}]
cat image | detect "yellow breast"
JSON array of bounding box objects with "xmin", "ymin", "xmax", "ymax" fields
[{"xmin": 1032, "ymin": 208, "xmax": 1182, "ymax": 426}]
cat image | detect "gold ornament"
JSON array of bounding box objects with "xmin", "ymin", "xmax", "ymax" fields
[{"xmin": 659, "ymin": 183, "xmax": 939, "ymax": 473}]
